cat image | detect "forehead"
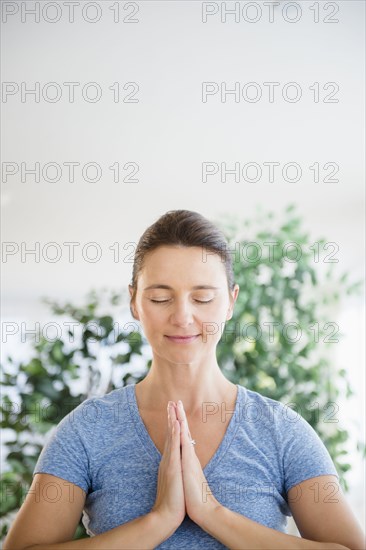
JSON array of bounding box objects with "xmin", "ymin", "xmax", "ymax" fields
[{"xmin": 139, "ymin": 245, "xmax": 227, "ymax": 284}]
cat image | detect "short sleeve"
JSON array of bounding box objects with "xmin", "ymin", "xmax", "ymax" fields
[
  {"xmin": 33, "ymin": 410, "xmax": 91, "ymax": 494},
  {"xmin": 278, "ymin": 404, "xmax": 339, "ymax": 494}
]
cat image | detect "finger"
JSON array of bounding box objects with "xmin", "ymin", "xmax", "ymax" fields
[
  {"xmin": 170, "ymin": 405, "xmax": 183, "ymax": 460},
  {"xmin": 180, "ymin": 413, "xmax": 192, "ymax": 454},
  {"xmin": 176, "ymin": 400, "xmax": 191, "ymax": 435},
  {"xmin": 168, "ymin": 403, "xmax": 179, "ymax": 439},
  {"xmin": 169, "ymin": 401, "xmax": 177, "ymax": 438},
  {"xmin": 167, "ymin": 414, "xmax": 180, "ymax": 469},
  {"xmin": 171, "ymin": 418, "xmax": 181, "ymax": 456},
  {"xmin": 165, "ymin": 402, "xmax": 175, "ymax": 453},
  {"xmin": 167, "ymin": 401, "xmax": 171, "ymax": 430},
  {"xmin": 175, "ymin": 400, "xmax": 184, "ymax": 424},
  {"xmin": 169, "ymin": 402, "xmax": 178, "ymax": 424},
  {"xmin": 178, "ymin": 401, "xmax": 196, "ymax": 450}
]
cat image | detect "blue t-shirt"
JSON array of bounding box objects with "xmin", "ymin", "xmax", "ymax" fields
[{"xmin": 33, "ymin": 383, "xmax": 339, "ymax": 548}]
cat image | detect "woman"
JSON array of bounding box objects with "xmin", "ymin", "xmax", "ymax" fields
[{"xmin": 4, "ymin": 210, "xmax": 365, "ymax": 549}]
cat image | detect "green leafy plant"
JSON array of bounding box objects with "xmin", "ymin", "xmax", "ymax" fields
[
  {"xmin": 1, "ymin": 205, "xmax": 364, "ymax": 542},
  {"xmin": 216, "ymin": 205, "xmax": 364, "ymax": 490},
  {"xmin": 0, "ymin": 290, "xmax": 145, "ymax": 540}
]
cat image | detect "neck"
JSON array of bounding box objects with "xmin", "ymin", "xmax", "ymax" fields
[{"xmin": 135, "ymin": 354, "xmax": 236, "ymax": 417}]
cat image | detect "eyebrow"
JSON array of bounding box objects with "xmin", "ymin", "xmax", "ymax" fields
[{"xmin": 143, "ymin": 284, "xmax": 220, "ymax": 291}]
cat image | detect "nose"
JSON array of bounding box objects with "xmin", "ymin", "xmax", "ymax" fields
[{"xmin": 169, "ymin": 298, "xmax": 195, "ymax": 327}]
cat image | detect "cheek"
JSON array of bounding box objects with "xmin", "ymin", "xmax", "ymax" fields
[
  {"xmin": 138, "ymin": 301, "xmax": 228, "ymax": 326},
  {"xmin": 200, "ymin": 305, "xmax": 228, "ymax": 338},
  {"xmin": 202, "ymin": 301, "xmax": 229, "ymax": 320},
  {"xmin": 139, "ymin": 304, "xmax": 166, "ymax": 327}
]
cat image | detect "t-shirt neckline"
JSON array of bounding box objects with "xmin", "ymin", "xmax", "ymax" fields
[{"xmin": 126, "ymin": 382, "xmax": 243, "ymax": 477}]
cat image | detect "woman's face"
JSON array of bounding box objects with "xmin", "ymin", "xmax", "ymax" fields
[{"xmin": 129, "ymin": 245, "xmax": 239, "ymax": 365}]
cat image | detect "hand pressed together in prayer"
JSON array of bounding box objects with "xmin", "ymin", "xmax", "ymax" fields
[{"xmin": 151, "ymin": 400, "xmax": 220, "ymax": 530}]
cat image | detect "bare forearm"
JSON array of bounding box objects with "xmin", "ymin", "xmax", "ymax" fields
[
  {"xmin": 21, "ymin": 511, "xmax": 176, "ymax": 550},
  {"xmin": 198, "ymin": 505, "xmax": 350, "ymax": 550}
]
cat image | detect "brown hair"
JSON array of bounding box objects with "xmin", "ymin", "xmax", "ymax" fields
[{"xmin": 129, "ymin": 210, "xmax": 235, "ymax": 318}]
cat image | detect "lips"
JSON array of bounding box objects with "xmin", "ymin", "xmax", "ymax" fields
[
  {"xmin": 166, "ymin": 334, "xmax": 200, "ymax": 338},
  {"xmin": 165, "ymin": 334, "xmax": 200, "ymax": 343}
]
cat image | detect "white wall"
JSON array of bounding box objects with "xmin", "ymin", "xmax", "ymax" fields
[{"xmin": 1, "ymin": 0, "xmax": 365, "ymax": 538}]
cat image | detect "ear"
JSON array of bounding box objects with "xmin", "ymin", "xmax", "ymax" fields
[
  {"xmin": 226, "ymin": 283, "xmax": 239, "ymax": 321},
  {"xmin": 128, "ymin": 285, "xmax": 140, "ymax": 320}
]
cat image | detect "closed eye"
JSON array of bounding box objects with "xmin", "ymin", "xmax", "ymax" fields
[{"xmin": 150, "ymin": 299, "xmax": 213, "ymax": 304}]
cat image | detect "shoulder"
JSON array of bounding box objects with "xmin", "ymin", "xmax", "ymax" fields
[
  {"xmin": 235, "ymin": 385, "xmax": 339, "ymax": 495},
  {"xmin": 237, "ymin": 384, "xmax": 300, "ymax": 427},
  {"xmin": 58, "ymin": 384, "xmax": 133, "ymax": 436},
  {"xmin": 236, "ymin": 384, "xmax": 323, "ymax": 450}
]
